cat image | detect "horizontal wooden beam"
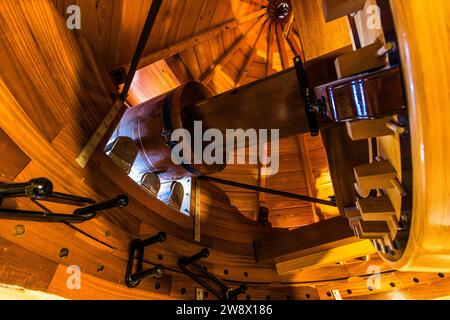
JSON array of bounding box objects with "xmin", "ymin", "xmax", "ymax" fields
[
  {"xmin": 254, "ymin": 217, "xmax": 357, "ymax": 262},
  {"xmin": 276, "ymin": 239, "xmax": 376, "ymax": 274}
]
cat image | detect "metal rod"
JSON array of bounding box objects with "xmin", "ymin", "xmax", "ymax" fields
[
  {"xmin": 73, "ymin": 195, "xmax": 129, "ymax": 216},
  {"xmin": 179, "ymin": 249, "xmax": 210, "ymax": 267},
  {"xmin": 192, "ymin": 262, "xmax": 228, "ymax": 291},
  {"xmin": 120, "ymin": 0, "xmax": 163, "ymax": 101},
  {"xmin": 199, "ymin": 176, "xmax": 337, "ymax": 207},
  {"xmin": 180, "ymin": 265, "xmax": 225, "ymax": 300},
  {"xmin": 131, "ymin": 264, "xmax": 165, "ymax": 283},
  {"xmin": 227, "ymin": 284, "xmax": 248, "ymax": 300},
  {"xmin": 0, "ymin": 208, "xmax": 95, "ymax": 223},
  {"xmin": 138, "ymin": 232, "xmax": 166, "ymax": 247},
  {"xmin": 45, "ymin": 192, "xmax": 96, "ymax": 206}
]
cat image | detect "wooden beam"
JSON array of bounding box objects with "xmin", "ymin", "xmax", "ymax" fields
[
  {"xmin": 283, "ymin": 12, "xmax": 295, "ymax": 37},
  {"xmin": 291, "ymin": 0, "xmax": 352, "ymax": 61},
  {"xmin": 240, "ymin": 0, "xmax": 268, "ymax": 8},
  {"xmin": 201, "ymin": 15, "xmax": 266, "ymax": 84},
  {"xmin": 136, "ymin": 8, "xmax": 268, "ymax": 70},
  {"xmin": 286, "ymin": 33, "xmax": 304, "ymax": 60},
  {"xmin": 346, "ymin": 116, "xmax": 394, "ymax": 141},
  {"xmin": 266, "ymin": 22, "xmax": 276, "ymax": 76},
  {"xmin": 354, "ymin": 160, "xmax": 397, "ymax": 190},
  {"xmin": 276, "ymin": 240, "xmax": 377, "ymax": 274},
  {"xmin": 334, "ymin": 39, "xmax": 387, "ymax": 79},
  {"xmin": 236, "ymin": 18, "xmax": 270, "ymax": 87},
  {"xmin": 275, "ymin": 22, "xmax": 289, "ymax": 69},
  {"xmin": 255, "ymin": 217, "xmax": 357, "ymax": 262},
  {"xmin": 321, "ymin": 124, "xmax": 370, "ymax": 214},
  {"xmin": 297, "ymin": 135, "xmax": 322, "ymax": 222}
]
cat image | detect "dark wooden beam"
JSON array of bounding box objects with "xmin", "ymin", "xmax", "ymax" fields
[
  {"xmin": 321, "ymin": 124, "xmax": 369, "ymax": 214},
  {"xmin": 255, "ymin": 216, "xmax": 357, "ymax": 262}
]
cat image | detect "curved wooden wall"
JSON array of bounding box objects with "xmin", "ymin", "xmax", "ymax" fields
[
  {"xmin": 0, "ymin": 0, "xmax": 450, "ymax": 300},
  {"xmin": 387, "ymin": 0, "xmax": 450, "ymax": 271}
]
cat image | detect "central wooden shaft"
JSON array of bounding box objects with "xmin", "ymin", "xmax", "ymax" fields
[
  {"xmin": 184, "ymin": 68, "xmax": 323, "ymax": 138},
  {"xmin": 115, "ymin": 52, "xmax": 343, "ymax": 180}
]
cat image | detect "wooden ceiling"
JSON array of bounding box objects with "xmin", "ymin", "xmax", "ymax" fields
[
  {"xmin": 2, "ymin": 0, "xmax": 450, "ymax": 301},
  {"xmin": 50, "ymin": 0, "xmax": 340, "ymax": 228},
  {"xmin": 52, "ymin": 0, "xmax": 303, "ymax": 94}
]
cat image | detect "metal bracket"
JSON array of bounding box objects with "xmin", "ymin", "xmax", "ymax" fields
[
  {"xmin": 179, "ymin": 249, "xmax": 248, "ymax": 300},
  {"xmin": 0, "ymin": 178, "xmax": 128, "ymax": 223},
  {"xmin": 294, "ymin": 56, "xmax": 326, "ymax": 136},
  {"xmin": 194, "ymin": 179, "xmax": 201, "ymax": 242},
  {"xmin": 125, "ymin": 232, "xmax": 166, "ymax": 288}
]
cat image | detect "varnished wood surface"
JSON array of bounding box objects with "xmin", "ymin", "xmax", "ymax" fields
[
  {"xmin": 385, "ymin": 0, "xmax": 450, "ymax": 271},
  {"xmin": 291, "ymin": 0, "xmax": 352, "ymax": 60},
  {"xmin": 51, "ymin": 0, "xmax": 300, "ymax": 95},
  {"xmin": 0, "ymin": 0, "xmax": 450, "ymax": 300},
  {"xmin": 0, "ymin": 129, "xmax": 31, "ymax": 182}
]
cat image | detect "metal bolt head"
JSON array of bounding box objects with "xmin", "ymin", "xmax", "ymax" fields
[
  {"xmin": 155, "ymin": 264, "xmax": 165, "ymax": 278},
  {"xmin": 13, "ymin": 225, "xmax": 25, "ymax": 237}
]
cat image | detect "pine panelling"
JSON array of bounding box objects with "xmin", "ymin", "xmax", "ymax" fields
[
  {"xmin": 127, "ymin": 60, "xmax": 181, "ymax": 106},
  {"xmin": 1, "ymin": 0, "xmax": 448, "ymax": 300},
  {"xmin": 1, "ymin": 0, "xmax": 113, "ymax": 147},
  {"xmin": 0, "ymin": 237, "xmax": 58, "ymax": 291},
  {"xmin": 51, "ymin": 0, "xmax": 258, "ymax": 70},
  {"xmin": 0, "ymin": 129, "xmax": 31, "ymax": 182},
  {"xmin": 291, "ymin": 0, "xmax": 352, "ymax": 60}
]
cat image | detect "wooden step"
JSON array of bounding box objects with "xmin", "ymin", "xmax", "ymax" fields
[
  {"xmin": 357, "ymin": 196, "xmax": 396, "ymax": 221},
  {"xmin": 346, "ymin": 116, "xmax": 394, "ymax": 141},
  {"xmin": 335, "ymin": 40, "xmax": 387, "ymax": 79},
  {"xmin": 357, "ymin": 196, "xmax": 399, "ymax": 238},
  {"xmin": 354, "ymin": 160, "xmax": 397, "ymax": 190},
  {"xmin": 357, "ymin": 220, "xmax": 391, "ymax": 238}
]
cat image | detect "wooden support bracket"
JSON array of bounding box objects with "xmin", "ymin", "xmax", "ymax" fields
[
  {"xmin": 354, "ymin": 160, "xmax": 397, "ymax": 190},
  {"xmin": 322, "ymin": 0, "xmax": 366, "ymax": 22},
  {"xmin": 335, "ymin": 39, "xmax": 387, "ymax": 79},
  {"xmin": 346, "ymin": 116, "xmax": 394, "ymax": 141}
]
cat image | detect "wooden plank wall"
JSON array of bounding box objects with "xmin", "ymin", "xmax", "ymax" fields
[
  {"xmin": 51, "ymin": 0, "xmax": 301, "ymax": 95},
  {"xmin": 1, "ymin": 0, "xmax": 450, "ymax": 301},
  {"xmin": 0, "ymin": 0, "xmax": 328, "ymax": 300}
]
